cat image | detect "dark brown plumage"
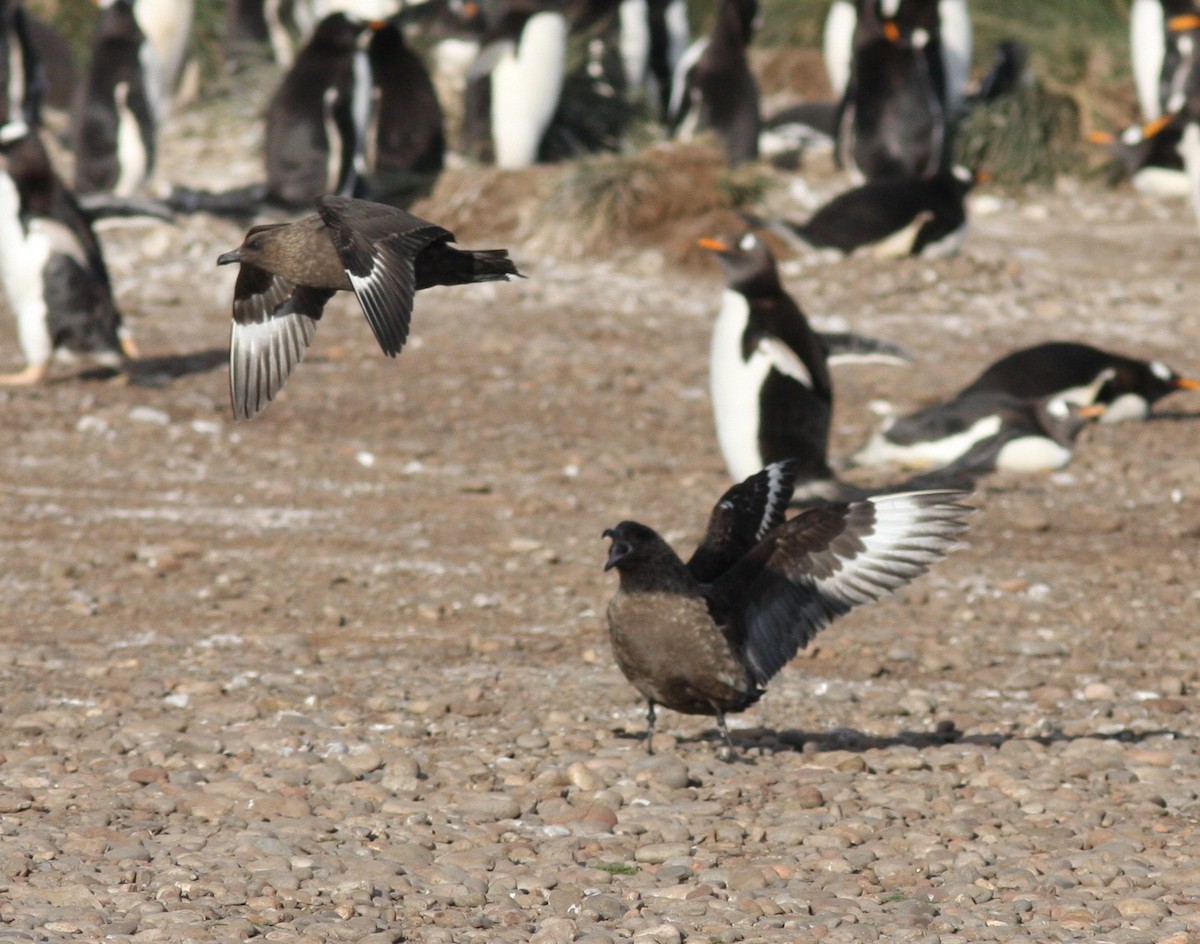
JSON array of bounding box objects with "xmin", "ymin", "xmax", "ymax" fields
[
  {"xmin": 603, "ymin": 460, "xmax": 970, "ymax": 758},
  {"xmin": 216, "ymin": 195, "xmax": 521, "ymax": 420}
]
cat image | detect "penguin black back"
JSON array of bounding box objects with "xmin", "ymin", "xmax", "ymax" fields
[{"xmin": 838, "ymin": 0, "xmax": 948, "ymax": 181}]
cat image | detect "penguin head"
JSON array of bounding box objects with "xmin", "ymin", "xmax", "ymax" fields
[
  {"xmin": 862, "ymin": 0, "xmax": 939, "ymax": 47},
  {"xmin": 697, "ymin": 231, "xmax": 781, "ymax": 291},
  {"xmin": 1036, "ymin": 396, "xmax": 1106, "ymax": 442}
]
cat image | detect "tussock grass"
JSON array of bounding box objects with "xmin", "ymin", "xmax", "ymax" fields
[{"xmin": 416, "ymin": 141, "xmax": 780, "ymax": 264}]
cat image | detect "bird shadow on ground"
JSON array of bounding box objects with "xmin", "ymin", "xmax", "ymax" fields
[
  {"xmin": 628, "ymin": 722, "xmax": 1184, "ymax": 762},
  {"xmin": 123, "ymin": 348, "xmax": 228, "ymax": 387}
]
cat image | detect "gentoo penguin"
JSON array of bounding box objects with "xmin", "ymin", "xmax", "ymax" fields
[
  {"xmin": 833, "ymin": 0, "xmax": 962, "ymax": 181},
  {"xmin": 264, "ymin": 12, "xmax": 377, "ymax": 208},
  {"xmin": 0, "ymin": 127, "xmax": 135, "ymax": 384},
  {"xmin": 1089, "ymin": 112, "xmax": 1187, "ymax": 195},
  {"xmin": 464, "ymin": 0, "xmax": 568, "ymax": 169},
  {"xmin": 1130, "ymin": 0, "xmax": 1200, "ymax": 122},
  {"xmin": 603, "ymin": 459, "xmax": 970, "ymax": 757},
  {"xmin": 1128, "ymin": 1, "xmax": 1200, "ymax": 207},
  {"xmin": 825, "ymin": 0, "xmax": 971, "ymax": 116},
  {"xmin": 956, "ymin": 341, "xmax": 1200, "ymax": 423},
  {"xmin": 71, "ymin": 0, "xmax": 156, "ymax": 196},
  {"xmin": 699, "ymin": 230, "xmax": 834, "ymax": 484},
  {"xmin": 365, "ymin": 14, "xmax": 445, "ymax": 202},
  {"xmin": 667, "ymin": 0, "xmax": 759, "ymax": 165},
  {"xmin": 216, "ymin": 195, "xmax": 520, "ymax": 419},
  {"xmin": 0, "ymin": 0, "xmax": 43, "ymax": 129},
  {"xmin": 785, "ymin": 164, "xmax": 977, "ymax": 258},
  {"xmin": 853, "ymin": 392, "xmax": 1106, "ymax": 473}
]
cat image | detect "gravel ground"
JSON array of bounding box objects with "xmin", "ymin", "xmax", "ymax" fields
[{"xmin": 2, "ymin": 82, "xmax": 1200, "ymax": 944}]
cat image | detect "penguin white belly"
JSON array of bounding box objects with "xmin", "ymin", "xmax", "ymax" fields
[
  {"xmin": 1131, "ymin": 0, "xmax": 1166, "ymax": 121},
  {"xmin": 871, "ymin": 212, "xmax": 931, "ymax": 259},
  {"xmin": 264, "ymin": 0, "xmax": 296, "ymax": 65},
  {"xmin": 1132, "ymin": 165, "xmax": 1191, "ymax": 196},
  {"xmin": 1101, "ymin": 392, "xmax": 1150, "ymax": 423},
  {"xmin": 710, "ymin": 289, "xmax": 770, "ymax": 481},
  {"xmin": 938, "ymin": 0, "xmax": 972, "ymax": 115},
  {"xmin": 993, "ymin": 436, "xmax": 1073, "ymax": 472},
  {"xmin": 113, "ymin": 83, "xmax": 148, "ymax": 196},
  {"xmin": 663, "ymin": 0, "xmax": 690, "ymax": 76},
  {"xmin": 133, "ymin": 0, "xmax": 190, "ymax": 119},
  {"xmin": 6, "ymin": 33, "xmax": 26, "ymax": 125},
  {"xmin": 853, "ymin": 413, "xmax": 1003, "ymax": 468},
  {"xmin": 822, "ymin": 0, "xmax": 856, "ymax": 99},
  {"xmin": 0, "ymin": 173, "xmax": 52, "ymax": 367},
  {"xmin": 1181, "ymin": 121, "xmax": 1200, "ymax": 229},
  {"xmin": 491, "ymin": 12, "xmax": 567, "ymax": 169},
  {"xmin": 350, "ymin": 47, "xmax": 373, "ymax": 179},
  {"xmin": 322, "ymin": 86, "xmax": 346, "ymax": 194},
  {"xmin": 667, "ymin": 36, "xmax": 707, "ymax": 133},
  {"xmin": 619, "ymin": 0, "xmax": 651, "ymax": 90}
]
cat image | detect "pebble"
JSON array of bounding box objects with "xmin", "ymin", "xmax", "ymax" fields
[{"xmin": 5, "ymin": 165, "xmax": 1200, "ymax": 944}]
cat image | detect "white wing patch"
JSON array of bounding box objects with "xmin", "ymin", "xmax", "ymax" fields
[
  {"xmin": 229, "ymin": 312, "xmax": 319, "ymax": 419},
  {"xmin": 815, "ymin": 491, "xmax": 968, "ymax": 607},
  {"xmin": 756, "ymin": 336, "xmax": 813, "ymax": 388}
]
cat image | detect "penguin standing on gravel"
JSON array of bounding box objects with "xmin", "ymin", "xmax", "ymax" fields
[
  {"xmin": 463, "ymin": 0, "xmax": 568, "ymax": 169},
  {"xmin": 0, "ymin": 127, "xmax": 135, "ymax": 384},
  {"xmin": 699, "ymin": 230, "xmax": 835, "ymax": 484},
  {"xmin": 71, "ymin": 0, "xmax": 157, "ymax": 196}
]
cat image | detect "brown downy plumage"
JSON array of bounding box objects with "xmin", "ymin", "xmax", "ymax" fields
[{"xmin": 603, "ymin": 460, "xmax": 971, "ymax": 759}]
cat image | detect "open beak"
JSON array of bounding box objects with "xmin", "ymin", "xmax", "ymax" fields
[
  {"xmin": 1175, "ymin": 376, "xmax": 1200, "ymax": 391},
  {"xmin": 883, "ymin": 20, "xmax": 900, "ymax": 42},
  {"xmin": 697, "ymin": 237, "xmax": 729, "ymax": 253},
  {"xmin": 602, "ymin": 529, "xmax": 627, "ymax": 571},
  {"xmin": 216, "ymin": 249, "xmax": 242, "ymax": 266}
]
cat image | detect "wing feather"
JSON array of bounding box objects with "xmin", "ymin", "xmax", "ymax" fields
[
  {"xmin": 712, "ymin": 490, "xmax": 971, "ymax": 686},
  {"xmin": 228, "ymin": 263, "xmax": 333, "ymax": 419}
]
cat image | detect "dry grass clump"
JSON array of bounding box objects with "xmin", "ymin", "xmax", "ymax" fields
[
  {"xmin": 417, "ymin": 141, "xmax": 779, "ymax": 266},
  {"xmin": 955, "ymin": 78, "xmax": 1088, "ymax": 190},
  {"xmin": 530, "ymin": 140, "xmax": 776, "ymax": 264}
]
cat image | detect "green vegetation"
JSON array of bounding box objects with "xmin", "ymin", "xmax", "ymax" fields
[{"xmin": 592, "ymin": 862, "xmax": 640, "ymax": 876}]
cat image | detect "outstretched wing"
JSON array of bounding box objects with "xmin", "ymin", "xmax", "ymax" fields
[
  {"xmin": 317, "ymin": 196, "xmax": 451, "ymax": 357},
  {"xmin": 712, "ymin": 490, "xmax": 970, "ymax": 686},
  {"xmin": 229, "ymin": 263, "xmax": 334, "ymax": 420},
  {"xmin": 687, "ymin": 460, "xmax": 800, "ymax": 583}
]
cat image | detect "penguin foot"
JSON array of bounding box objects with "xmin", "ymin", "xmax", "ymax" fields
[{"xmin": 0, "ymin": 363, "xmax": 50, "ymax": 385}]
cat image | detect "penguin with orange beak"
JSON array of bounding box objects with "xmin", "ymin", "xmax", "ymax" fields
[{"xmin": 825, "ymin": 0, "xmax": 971, "ymax": 182}]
